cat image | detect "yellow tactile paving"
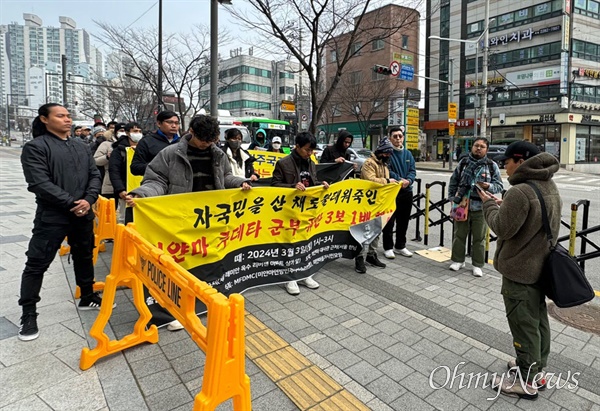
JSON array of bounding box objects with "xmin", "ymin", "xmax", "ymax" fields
[
  {"xmin": 245, "ymin": 328, "xmax": 289, "ymax": 359},
  {"xmin": 244, "ymin": 314, "xmax": 371, "ymax": 410},
  {"xmin": 254, "ymin": 346, "xmax": 312, "ymax": 382},
  {"xmin": 277, "ymin": 366, "xmax": 342, "ymax": 409}
]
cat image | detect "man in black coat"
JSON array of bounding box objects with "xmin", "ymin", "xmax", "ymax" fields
[
  {"xmin": 18, "ymin": 103, "xmax": 105, "ymax": 342},
  {"xmin": 130, "ymin": 111, "xmax": 180, "ymax": 176}
]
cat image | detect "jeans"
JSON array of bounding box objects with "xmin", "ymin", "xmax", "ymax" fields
[
  {"xmin": 451, "ymin": 210, "xmax": 487, "ymax": 267},
  {"xmin": 19, "ymin": 216, "xmax": 95, "ymax": 313},
  {"xmin": 383, "ymin": 189, "xmax": 413, "ymax": 250}
]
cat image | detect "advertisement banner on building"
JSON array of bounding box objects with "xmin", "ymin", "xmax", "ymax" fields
[{"xmin": 505, "ymin": 66, "xmax": 561, "ymax": 86}]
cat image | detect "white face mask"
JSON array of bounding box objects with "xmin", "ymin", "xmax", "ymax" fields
[
  {"xmin": 129, "ymin": 133, "xmax": 143, "ymax": 142},
  {"xmin": 272, "ymin": 143, "xmax": 281, "ymax": 149},
  {"xmin": 117, "ymin": 132, "xmax": 127, "ymax": 138}
]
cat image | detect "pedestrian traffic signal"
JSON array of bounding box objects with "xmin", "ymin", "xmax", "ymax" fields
[{"xmin": 373, "ymin": 65, "xmax": 392, "ymax": 76}]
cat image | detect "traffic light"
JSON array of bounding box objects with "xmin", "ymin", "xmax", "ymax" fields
[{"xmin": 373, "ymin": 65, "xmax": 392, "ymax": 76}]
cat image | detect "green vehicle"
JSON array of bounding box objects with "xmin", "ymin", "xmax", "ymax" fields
[{"xmin": 238, "ymin": 117, "xmax": 292, "ymax": 150}]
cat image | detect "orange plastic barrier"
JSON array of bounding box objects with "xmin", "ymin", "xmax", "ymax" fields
[{"xmin": 80, "ymin": 224, "xmax": 251, "ymax": 411}]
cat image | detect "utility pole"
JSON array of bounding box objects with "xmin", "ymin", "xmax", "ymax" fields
[
  {"xmin": 61, "ymin": 55, "xmax": 68, "ymax": 107},
  {"xmin": 448, "ymin": 59, "xmax": 454, "ymax": 170},
  {"xmin": 210, "ymin": 0, "xmax": 219, "ymax": 117},
  {"xmin": 480, "ymin": 0, "xmax": 490, "ymax": 138},
  {"xmin": 157, "ymin": 0, "xmax": 163, "ymax": 112},
  {"xmin": 5, "ymin": 95, "xmax": 10, "ymax": 147}
]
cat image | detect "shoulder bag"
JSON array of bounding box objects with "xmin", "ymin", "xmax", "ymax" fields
[{"xmin": 526, "ymin": 182, "xmax": 594, "ymax": 308}]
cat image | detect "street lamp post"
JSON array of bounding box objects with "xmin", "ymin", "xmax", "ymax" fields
[
  {"xmin": 5, "ymin": 93, "xmax": 33, "ymax": 147},
  {"xmin": 210, "ymin": 0, "xmax": 232, "ymax": 117}
]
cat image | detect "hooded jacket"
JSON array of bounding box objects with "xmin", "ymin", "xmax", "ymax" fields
[
  {"xmin": 361, "ymin": 154, "xmax": 391, "ymax": 184},
  {"xmin": 130, "ymin": 130, "xmax": 180, "ymax": 176},
  {"xmin": 249, "ymin": 128, "xmax": 269, "ymax": 150},
  {"xmin": 131, "ymin": 136, "xmax": 246, "ymax": 198},
  {"xmin": 94, "ymin": 140, "xmax": 115, "ymax": 194},
  {"xmin": 108, "ymin": 135, "xmax": 132, "ymax": 195},
  {"xmin": 483, "ymin": 153, "xmax": 562, "ymax": 284},
  {"xmin": 21, "ymin": 132, "xmax": 101, "ymax": 222}
]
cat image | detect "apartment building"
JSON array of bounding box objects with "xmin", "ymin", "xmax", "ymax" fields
[
  {"xmin": 425, "ymin": 0, "xmax": 600, "ymax": 172},
  {"xmin": 319, "ymin": 4, "xmax": 421, "ymax": 149}
]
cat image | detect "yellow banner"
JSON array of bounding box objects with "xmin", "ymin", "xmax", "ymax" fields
[
  {"xmin": 126, "ymin": 147, "xmax": 144, "ymax": 193},
  {"xmin": 133, "ymin": 180, "xmax": 400, "ymax": 294},
  {"xmin": 248, "ymin": 150, "xmax": 286, "ymax": 179}
]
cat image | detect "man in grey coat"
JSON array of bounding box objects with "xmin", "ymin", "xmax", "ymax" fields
[
  {"xmin": 127, "ymin": 115, "xmax": 251, "ymax": 200},
  {"xmin": 479, "ymin": 141, "xmax": 562, "ymax": 400}
]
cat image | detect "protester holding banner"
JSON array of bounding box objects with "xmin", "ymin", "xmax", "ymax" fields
[
  {"xmin": 109, "ymin": 122, "xmax": 143, "ymax": 224},
  {"xmin": 18, "ymin": 103, "xmax": 105, "ymax": 341},
  {"xmin": 320, "ymin": 130, "xmax": 353, "ymax": 164},
  {"xmin": 130, "ymin": 110, "xmax": 180, "ymax": 176},
  {"xmin": 383, "ymin": 127, "xmax": 417, "ymax": 259},
  {"xmin": 355, "ymin": 137, "xmax": 398, "ymax": 273},
  {"xmin": 271, "ymin": 131, "xmax": 329, "ymax": 295},
  {"xmin": 222, "ymin": 128, "xmax": 259, "ymax": 181},
  {"xmin": 267, "ymin": 136, "xmax": 285, "ymax": 153}
]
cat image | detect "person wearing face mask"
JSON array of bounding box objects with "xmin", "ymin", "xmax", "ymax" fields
[
  {"xmin": 109, "ymin": 122, "xmax": 144, "ymax": 224},
  {"xmin": 94, "ymin": 122, "xmax": 127, "ymax": 206},
  {"xmin": 268, "ymin": 136, "xmax": 285, "ymax": 153},
  {"xmin": 355, "ymin": 137, "xmax": 398, "ymax": 273},
  {"xmin": 222, "ymin": 128, "xmax": 260, "ymax": 181}
]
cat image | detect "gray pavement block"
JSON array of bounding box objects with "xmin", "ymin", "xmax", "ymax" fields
[
  {"xmin": 378, "ymin": 357, "xmax": 415, "ymax": 383},
  {"xmin": 463, "ymin": 347, "xmax": 500, "ymax": 369},
  {"xmin": 291, "ymin": 306, "xmax": 322, "ymax": 321},
  {"xmin": 323, "ymin": 364, "xmax": 352, "ymax": 385},
  {"xmin": 321, "ymin": 324, "xmax": 354, "ymax": 341},
  {"xmin": 346, "ymin": 321, "xmax": 380, "ymax": 339},
  {"xmin": 439, "ymin": 335, "xmax": 474, "ymax": 355},
  {"xmin": 37, "ymin": 371, "xmax": 107, "ymax": 411},
  {"xmin": 0, "ymin": 316, "xmax": 18, "ymax": 340},
  {"xmin": 307, "ymin": 336, "xmax": 343, "ymax": 357},
  {"xmin": 366, "ymin": 332, "xmax": 400, "ymax": 350},
  {"xmin": 356, "ymin": 345, "xmax": 392, "ymax": 367},
  {"xmin": 170, "ymin": 350, "xmax": 205, "ymax": 376},
  {"xmin": 413, "ymin": 337, "xmax": 445, "ymax": 359},
  {"xmin": 345, "ymin": 360, "xmax": 383, "ymax": 386},
  {"xmin": 337, "ymin": 334, "xmax": 372, "ymax": 354},
  {"xmin": 424, "ymin": 387, "xmax": 470, "ymax": 411},
  {"xmin": 366, "ymin": 374, "xmax": 406, "ymax": 404},
  {"xmin": 146, "ymin": 383, "xmax": 193, "ymax": 411},
  {"xmin": 129, "ymin": 354, "xmax": 173, "ymax": 379},
  {"xmin": 248, "ymin": 387, "xmax": 298, "ymax": 411},
  {"xmin": 301, "ymin": 314, "xmax": 336, "ymax": 330},
  {"xmin": 343, "ymin": 380, "xmax": 376, "ymax": 403},
  {"xmin": 390, "ymin": 391, "xmax": 435, "ymax": 411},
  {"xmin": 0, "ymin": 396, "xmax": 53, "ymax": 411},
  {"xmin": 385, "ymin": 341, "xmax": 420, "ymax": 363},
  {"xmin": 392, "ymin": 328, "xmax": 423, "ymax": 346},
  {"xmin": 160, "ymin": 337, "xmax": 200, "ymax": 361},
  {"xmin": 548, "ymin": 387, "xmax": 593, "ymax": 411},
  {"xmin": 553, "ymin": 333, "xmax": 587, "ymax": 351},
  {"xmin": 407, "ymin": 354, "xmax": 441, "ymax": 379},
  {"xmin": 365, "ymin": 397, "xmax": 395, "ymax": 411},
  {"xmin": 306, "ymin": 352, "xmax": 331, "ymax": 369}
]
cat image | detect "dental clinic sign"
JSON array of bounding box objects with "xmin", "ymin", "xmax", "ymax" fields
[{"xmin": 506, "ymin": 66, "xmax": 560, "ymax": 87}]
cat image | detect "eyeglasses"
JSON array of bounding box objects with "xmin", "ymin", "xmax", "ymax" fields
[
  {"xmin": 163, "ymin": 120, "xmax": 180, "ymax": 126},
  {"xmin": 390, "ymin": 134, "xmax": 403, "ymax": 139}
]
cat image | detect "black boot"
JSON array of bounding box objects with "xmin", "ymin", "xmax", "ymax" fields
[
  {"xmin": 355, "ymin": 256, "xmax": 367, "ymax": 274},
  {"xmin": 366, "ymin": 253, "xmax": 386, "ymax": 268}
]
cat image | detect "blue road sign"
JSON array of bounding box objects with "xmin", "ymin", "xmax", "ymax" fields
[{"xmin": 399, "ymin": 64, "xmax": 414, "ymax": 81}]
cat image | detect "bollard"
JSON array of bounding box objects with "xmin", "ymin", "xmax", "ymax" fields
[
  {"xmin": 424, "ymin": 185, "xmax": 431, "ymax": 246},
  {"xmin": 412, "ymin": 178, "xmax": 423, "ymax": 242}
]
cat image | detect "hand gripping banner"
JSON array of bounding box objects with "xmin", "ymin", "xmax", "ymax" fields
[{"xmin": 133, "ymin": 179, "xmax": 400, "ymax": 296}]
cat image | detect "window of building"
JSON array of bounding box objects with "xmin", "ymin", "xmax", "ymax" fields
[
  {"xmin": 351, "ymin": 41, "xmax": 362, "ymax": 55},
  {"xmin": 279, "ymin": 72, "xmax": 294, "ymax": 79},
  {"xmin": 279, "ymin": 86, "xmax": 295, "ymax": 95},
  {"xmin": 349, "ymin": 71, "xmax": 362, "ymax": 85},
  {"xmin": 574, "ymin": 125, "xmax": 600, "ymax": 163},
  {"xmin": 402, "ymin": 35, "xmax": 409, "ymax": 49},
  {"xmin": 330, "ymin": 49, "xmax": 337, "ymax": 62},
  {"xmin": 371, "ymin": 39, "xmax": 384, "ymax": 51}
]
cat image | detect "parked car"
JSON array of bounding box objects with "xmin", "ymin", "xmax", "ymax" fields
[
  {"xmin": 458, "ymin": 144, "xmax": 507, "ymax": 168},
  {"xmin": 348, "ymin": 147, "xmax": 372, "ymax": 175}
]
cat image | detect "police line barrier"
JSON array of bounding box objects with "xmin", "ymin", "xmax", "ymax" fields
[{"xmin": 80, "ymin": 223, "xmax": 251, "ymax": 410}]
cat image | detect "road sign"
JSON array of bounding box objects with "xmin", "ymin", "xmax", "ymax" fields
[
  {"xmin": 390, "ymin": 61, "xmax": 400, "ymax": 76},
  {"xmin": 399, "ymin": 64, "xmax": 414, "ymax": 81},
  {"xmin": 448, "ymin": 102, "xmax": 458, "ymax": 122},
  {"xmin": 449, "ymin": 122, "xmax": 456, "ymax": 136}
]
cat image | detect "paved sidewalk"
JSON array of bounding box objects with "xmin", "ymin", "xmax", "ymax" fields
[{"xmin": 1, "ymin": 146, "xmax": 599, "ymax": 411}]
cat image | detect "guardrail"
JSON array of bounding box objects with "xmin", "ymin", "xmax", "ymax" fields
[{"xmin": 80, "ymin": 223, "xmax": 251, "ymax": 410}]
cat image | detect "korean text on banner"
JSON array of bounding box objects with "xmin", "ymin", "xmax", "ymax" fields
[{"xmin": 133, "ymin": 180, "xmax": 400, "ymax": 295}]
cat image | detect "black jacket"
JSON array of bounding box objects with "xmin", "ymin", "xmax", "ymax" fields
[
  {"xmin": 130, "ymin": 131, "xmax": 178, "ymax": 176},
  {"xmin": 320, "ymin": 145, "xmax": 351, "ymax": 163},
  {"xmin": 271, "ymin": 150, "xmax": 322, "ymax": 187},
  {"xmin": 21, "ymin": 132, "xmax": 101, "ymax": 222},
  {"xmin": 108, "ymin": 136, "xmax": 131, "ymax": 195}
]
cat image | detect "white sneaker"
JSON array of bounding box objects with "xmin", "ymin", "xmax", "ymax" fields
[
  {"xmin": 383, "ymin": 249, "xmax": 395, "ymax": 259},
  {"xmin": 472, "ymin": 267, "xmax": 483, "ymax": 277},
  {"xmin": 166, "ymin": 320, "xmax": 184, "ymax": 331},
  {"xmin": 449, "ymin": 262, "xmax": 465, "ymax": 271},
  {"xmin": 394, "ymin": 248, "xmax": 413, "ymax": 257},
  {"xmin": 301, "ymin": 277, "xmax": 320, "ymax": 289},
  {"xmin": 286, "ymin": 281, "xmax": 300, "ymax": 295}
]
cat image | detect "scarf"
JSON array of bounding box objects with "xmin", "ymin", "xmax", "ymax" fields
[{"xmin": 458, "ymin": 154, "xmax": 489, "ymax": 193}]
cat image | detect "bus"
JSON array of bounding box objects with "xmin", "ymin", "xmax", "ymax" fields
[{"xmin": 238, "ymin": 117, "xmax": 292, "ymax": 147}]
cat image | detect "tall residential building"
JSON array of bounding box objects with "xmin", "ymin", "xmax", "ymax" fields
[
  {"xmin": 1, "ymin": 14, "xmax": 104, "ymax": 119},
  {"xmin": 199, "ymin": 49, "xmax": 309, "ymax": 122},
  {"xmin": 319, "ymin": 4, "xmax": 421, "ymax": 148},
  {"xmin": 425, "ymin": 0, "xmax": 600, "ymax": 172}
]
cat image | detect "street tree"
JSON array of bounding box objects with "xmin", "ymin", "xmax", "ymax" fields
[{"xmin": 228, "ymin": 0, "xmax": 422, "ymax": 134}]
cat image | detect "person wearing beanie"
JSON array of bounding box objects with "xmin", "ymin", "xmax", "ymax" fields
[
  {"xmin": 355, "ymin": 137, "xmax": 398, "ymax": 273},
  {"xmin": 383, "ymin": 127, "xmax": 417, "ymax": 259}
]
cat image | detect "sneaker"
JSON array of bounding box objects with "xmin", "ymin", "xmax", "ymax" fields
[
  {"xmin": 449, "ymin": 262, "xmax": 465, "ymax": 271},
  {"xmin": 301, "ymin": 277, "xmax": 319, "ymax": 289},
  {"xmin": 394, "ymin": 247, "xmax": 413, "ymax": 257},
  {"xmin": 286, "ymin": 281, "xmax": 300, "ymax": 295},
  {"xmin": 472, "ymin": 267, "xmax": 483, "ymax": 277},
  {"xmin": 78, "ymin": 292, "xmax": 116, "ymax": 311},
  {"xmin": 491, "ymin": 373, "xmax": 538, "ymax": 400},
  {"xmin": 355, "ymin": 256, "xmax": 367, "ymax": 274},
  {"xmin": 18, "ymin": 312, "xmax": 39, "ymax": 341},
  {"xmin": 383, "ymin": 249, "xmax": 395, "ymax": 259},
  {"xmin": 366, "ymin": 254, "xmax": 386, "ymax": 268},
  {"xmin": 166, "ymin": 320, "xmax": 184, "ymax": 331},
  {"xmin": 507, "ymin": 359, "xmax": 547, "ymax": 391}
]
